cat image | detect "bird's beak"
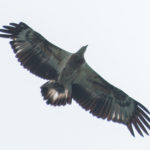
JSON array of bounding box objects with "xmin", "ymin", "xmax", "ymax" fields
[{"xmin": 84, "ymin": 45, "xmax": 88, "ymax": 48}]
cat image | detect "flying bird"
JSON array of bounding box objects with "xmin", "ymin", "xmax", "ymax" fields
[{"xmin": 0, "ymin": 22, "xmax": 150, "ymax": 137}]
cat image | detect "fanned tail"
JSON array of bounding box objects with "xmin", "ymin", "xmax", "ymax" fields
[{"xmin": 41, "ymin": 81, "xmax": 72, "ymax": 106}]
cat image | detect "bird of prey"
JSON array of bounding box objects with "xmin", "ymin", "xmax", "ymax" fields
[{"xmin": 0, "ymin": 22, "xmax": 150, "ymax": 137}]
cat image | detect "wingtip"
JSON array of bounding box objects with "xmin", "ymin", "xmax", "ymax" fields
[
  {"xmin": 9, "ymin": 22, "xmax": 18, "ymax": 27},
  {"xmin": 0, "ymin": 34, "xmax": 12, "ymax": 38},
  {"xmin": 137, "ymin": 101, "xmax": 150, "ymax": 114},
  {"xmin": 127, "ymin": 123, "xmax": 135, "ymax": 137}
]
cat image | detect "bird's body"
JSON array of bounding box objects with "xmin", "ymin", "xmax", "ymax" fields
[
  {"xmin": 58, "ymin": 47, "xmax": 86, "ymax": 85},
  {"xmin": 0, "ymin": 22, "xmax": 150, "ymax": 137},
  {"xmin": 41, "ymin": 46, "xmax": 87, "ymax": 105}
]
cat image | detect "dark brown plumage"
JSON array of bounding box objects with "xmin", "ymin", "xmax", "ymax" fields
[{"xmin": 0, "ymin": 22, "xmax": 150, "ymax": 137}]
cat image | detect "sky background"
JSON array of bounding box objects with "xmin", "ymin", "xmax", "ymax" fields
[{"xmin": 0, "ymin": 0, "xmax": 150, "ymax": 150}]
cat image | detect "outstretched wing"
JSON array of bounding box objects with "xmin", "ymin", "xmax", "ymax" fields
[
  {"xmin": 72, "ymin": 62, "xmax": 150, "ymax": 137},
  {"xmin": 0, "ymin": 22, "xmax": 71, "ymax": 80}
]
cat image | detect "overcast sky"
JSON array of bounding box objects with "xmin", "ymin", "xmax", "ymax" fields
[{"xmin": 0, "ymin": 0, "xmax": 150, "ymax": 150}]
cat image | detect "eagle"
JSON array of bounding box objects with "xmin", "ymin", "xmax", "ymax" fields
[{"xmin": 0, "ymin": 22, "xmax": 150, "ymax": 137}]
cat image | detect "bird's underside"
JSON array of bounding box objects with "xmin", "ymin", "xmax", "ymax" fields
[{"xmin": 0, "ymin": 22, "xmax": 150, "ymax": 137}]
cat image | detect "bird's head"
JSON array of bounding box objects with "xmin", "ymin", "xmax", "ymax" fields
[{"xmin": 76, "ymin": 45, "xmax": 88, "ymax": 56}]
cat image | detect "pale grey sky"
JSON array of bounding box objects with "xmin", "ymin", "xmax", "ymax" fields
[{"xmin": 0, "ymin": 0, "xmax": 150, "ymax": 150}]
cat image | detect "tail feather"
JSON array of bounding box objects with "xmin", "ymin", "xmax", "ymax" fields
[{"xmin": 41, "ymin": 81, "xmax": 72, "ymax": 106}]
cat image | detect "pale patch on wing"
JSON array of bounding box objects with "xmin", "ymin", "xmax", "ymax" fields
[
  {"xmin": 117, "ymin": 114, "xmax": 120, "ymax": 120},
  {"xmin": 112, "ymin": 111, "xmax": 116, "ymax": 119}
]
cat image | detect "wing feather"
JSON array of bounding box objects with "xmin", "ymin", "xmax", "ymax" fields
[
  {"xmin": 72, "ymin": 62, "xmax": 150, "ymax": 136},
  {"xmin": 0, "ymin": 22, "xmax": 71, "ymax": 79}
]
